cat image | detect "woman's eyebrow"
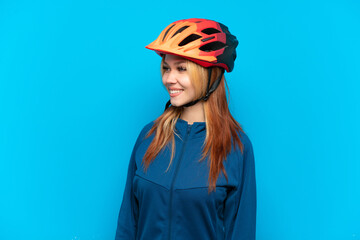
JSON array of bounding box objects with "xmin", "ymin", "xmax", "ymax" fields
[{"xmin": 163, "ymin": 60, "xmax": 186, "ymax": 65}]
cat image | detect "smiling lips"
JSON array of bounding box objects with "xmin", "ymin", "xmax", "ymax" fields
[{"xmin": 169, "ymin": 89, "xmax": 184, "ymax": 97}]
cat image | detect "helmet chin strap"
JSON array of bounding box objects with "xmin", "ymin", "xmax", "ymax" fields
[{"xmin": 164, "ymin": 68, "xmax": 225, "ymax": 111}]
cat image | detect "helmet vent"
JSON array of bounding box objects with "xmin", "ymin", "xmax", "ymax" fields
[
  {"xmin": 178, "ymin": 34, "xmax": 202, "ymax": 46},
  {"xmin": 199, "ymin": 41, "xmax": 226, "ymax": 52},
  {"xmin": 171, "ymin": 26, "xmax": 190, "ymax": 38},
  {"xmin": 162, "ymin": 24, "xmax": 175, "ymax": 41},
  {"xmin": 201, "ymin": 36, "xmax": 215, "ymax": 42},
  {"xmin": 201, "ymin": 28, "xmax": 221, "ymax": 35}
]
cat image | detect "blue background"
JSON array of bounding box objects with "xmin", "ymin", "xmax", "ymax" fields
[{"xmin": 0, "ymin": 0, "xmax": 359, "ymax": 239}]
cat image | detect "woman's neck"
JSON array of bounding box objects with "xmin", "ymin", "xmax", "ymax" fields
[{"xmin": 180, "ymin": 102, "xmax": 205, "ymax": 125}]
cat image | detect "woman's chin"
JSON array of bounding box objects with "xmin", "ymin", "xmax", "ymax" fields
[
  {"xmin": 170, "ymin": 98, "xmax": 197, "ymax": 108},
  {"xmin": 170, "ymin": 101, "xmax": 180, "ymax": 107}
]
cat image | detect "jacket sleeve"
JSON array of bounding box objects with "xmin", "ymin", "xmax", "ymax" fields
[
  {"xmin": 224, "ymin": 136, "xmax": 257, "ymax": 240},
  {"xmin": 115, "ymin": 129, "xmax": 145, "ymax": 240}
]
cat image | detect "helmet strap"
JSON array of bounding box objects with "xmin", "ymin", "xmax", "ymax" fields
[{"xmin": 164, "ymin": 68, "xmax": 225, "ymax": 111}]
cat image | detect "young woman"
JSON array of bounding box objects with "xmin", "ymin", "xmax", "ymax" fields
[{"xmin": 115, "ymin": 18, "xmax": 256, "ymax": 240}]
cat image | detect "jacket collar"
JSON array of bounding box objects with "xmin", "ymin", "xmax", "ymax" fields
[{"xmin": 175, "ymin": 118, "xmax": 206, "ymax": 139}]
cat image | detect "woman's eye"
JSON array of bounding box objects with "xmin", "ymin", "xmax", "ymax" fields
[
  {"xmin": 177, "ymin": 66, "xmax": 187, "ymax": 72},
  {"xmin": 162, "ymin": 66, "xmax": 170, "ymax": 72}
]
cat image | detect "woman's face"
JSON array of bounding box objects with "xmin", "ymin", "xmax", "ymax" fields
[{"xmin": 162, "ymin": 54, "xmax": 196, "ymax": 107}]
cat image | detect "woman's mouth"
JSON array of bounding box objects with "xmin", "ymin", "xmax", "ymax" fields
[{"xmin": 169, "ymin": 89, "xmax": 184, "ymax": 97}]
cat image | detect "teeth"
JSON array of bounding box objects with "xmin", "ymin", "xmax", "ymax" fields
[{"xmin": 170, "ymin": 90, "xmax": 183, "ymax": 94}]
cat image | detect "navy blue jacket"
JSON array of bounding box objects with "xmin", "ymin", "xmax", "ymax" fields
[{"xmin": 115, "ymin": 118, "xmax": 256, "ymax": 240}]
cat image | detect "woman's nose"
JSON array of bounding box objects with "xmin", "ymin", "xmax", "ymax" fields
[{"xmin": 164, "ymin": 71, "xmax": 177, "ymax": 84}]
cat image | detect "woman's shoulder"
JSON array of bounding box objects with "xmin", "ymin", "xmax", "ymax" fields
[
  {"xmin": 131, "ymin": 120, "xmax": 155, "ymax": 149},
  {"xmin": 237, "ymin": 128, "xmax": 254, "ymax": 154},
  {"xmin": 136, "ymin": 120, "xmax": 156, "ymax": 140}
]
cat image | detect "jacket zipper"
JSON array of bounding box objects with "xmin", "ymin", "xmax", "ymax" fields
[{"xmin": 168, "ymin": 124, "xmax": 192, "ymax": 240}]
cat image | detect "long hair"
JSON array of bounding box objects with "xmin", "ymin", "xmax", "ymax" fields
[{"xmin": 142, "ymin": 57, "xmax": 244, "ymax": 193}]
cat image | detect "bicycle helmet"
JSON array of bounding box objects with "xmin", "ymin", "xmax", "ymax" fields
[{"xmin": 146, "ymin": 18, "xmax": 238, "ymax": 109}]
